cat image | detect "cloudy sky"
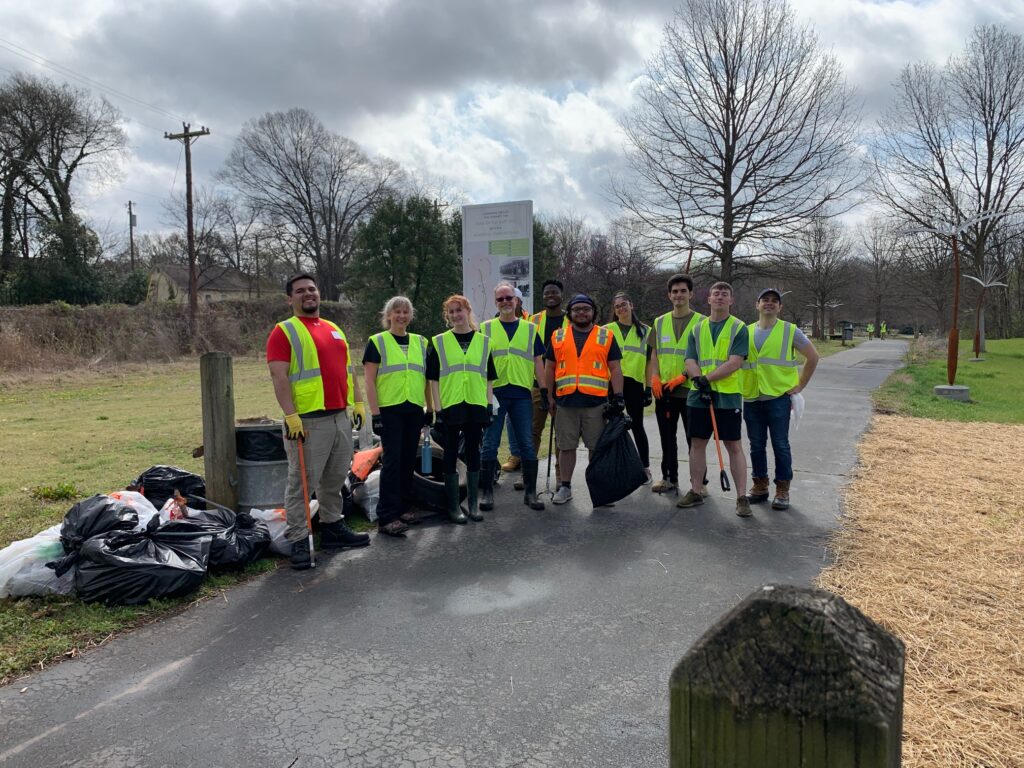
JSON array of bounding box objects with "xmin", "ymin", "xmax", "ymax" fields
[{"xmin": 1, "ymin": 0, "xmax": 1022, "ymax": 240}]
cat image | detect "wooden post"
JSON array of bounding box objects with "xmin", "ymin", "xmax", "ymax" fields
[
  {"xmin": 200, "ymin": 352, "xmax": 239, "ymax": 511},
  {"xmin": 670, "ymin": 585, "xmax": 905, "ymax": 768}
]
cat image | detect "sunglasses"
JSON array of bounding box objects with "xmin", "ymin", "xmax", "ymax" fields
[{"xmin": 496, "ymin": 296, "xmax": 516, "ymax": 302}]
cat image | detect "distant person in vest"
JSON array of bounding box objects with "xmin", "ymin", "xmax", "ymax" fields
[
  {"xmin": 529, "ymin": 279, "xmax": 569, "ymax": 480},
  {"xmin": 647, "ymin": 274, "xmax": 707, "ymax": 495},
  {"xmin": 605, "ymin": 291, "xmax": 654, "ymax": 484},
  {"xmin": 266, "ymin": 272, "xmax": 370, "ymax": 570},
  {"xmin": 679, "ymin": 281, "xmax": 752, "ymax": 517},
  {"xmin": 363, "ymin": 296, "xmax": 431, "ymax": 537},
  {"xmin": 741, "ymin": 288, "xmax": 819, "ymax": 510},
  {"xmin": 481, "ymin": 282, "xmax": 548, "ymax": 511},
  {"xmin": 544, "ymin": 293, "xmax": 625, "ymax": 505},
  {"xmin": 427, "ymin": 294, "xmax": 497, "ymax": 524}
]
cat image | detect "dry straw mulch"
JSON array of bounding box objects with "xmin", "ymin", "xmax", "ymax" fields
[{"xmin": 818, "ymin": 415, "xmax": 1023, "ymax": 767}]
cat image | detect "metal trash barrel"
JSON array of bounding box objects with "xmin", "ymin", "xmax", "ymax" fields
[
  {"xmin": 843, "ymin": 325, "xmax": 853, "ymax": 342},
  {"xmin": 236, "ymin": 421, "xmax": 287, "ymax": 512}
]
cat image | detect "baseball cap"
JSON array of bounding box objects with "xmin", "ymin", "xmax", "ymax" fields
[
  {"xmin": 567, "ymin": 293, "xmax": 596, "ymax": 310},
  {"xmin": 514, "ymin": 287, "xmax": 523, "ymax": 299},
  {"xmin": 757, "ymin": 288, "xmax": 783, "ymax": 301}
]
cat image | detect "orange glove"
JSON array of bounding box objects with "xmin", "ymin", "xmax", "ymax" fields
[
  {"xmin": 651, "ymin": 376, "xmax": 663, "ymax": 400},
  {"xmin": 664, "ymin": 374, "xmax": 688, "ymax": 391}
]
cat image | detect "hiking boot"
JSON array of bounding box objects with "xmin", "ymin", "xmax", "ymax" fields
[
  {"xmin": 444, "ymin": 474, "xmax": 467, "ymax": 524},
  {"xmin": 552, "ymin": 485, "xmax": 573, "ymax": 505},
  {"xmin": 320, "ymin": 519, "xmax": 370, "ymax": 549},
  {"xmin": 651, "ymin": 478, "xmax": 676, "ymax": 494},
  {"xmin": 290, "ymin": 540, "xmax": 313, "ymax": 570},
  {"xmin": 465, "ymin": 471, "xmax": 483, "ymax": 521},
  {"xmin": 748, "ymin": 476, "xmax": 770, "ymax": 504},
  {"xmin": 772, "ymin": 480, "xmax": 791, "ymax": 510},
  {"xmin": 479, "ymin": 460, "xmax": 496, "ymax": 511},
  {"xmin": 522, "ymin": 459, "xmax": 545, "ymax": 510},
  {"xmin": 378, "ymin": 520, "xmax": 409, "ymax": 537},
  {"xmin": 676, "ymin": 489, "xmax": 705, "ymax": 508},
  {"xmin": 642, "ymin": 468, "xmax": 653, "ymax": 485},
  {"xmin": 501, "ymin": 455, "xmax": 521, "ymax": 472},
  {"xmin": 736, "ymin": 497, "xmax": 753, "ymax": 518}
]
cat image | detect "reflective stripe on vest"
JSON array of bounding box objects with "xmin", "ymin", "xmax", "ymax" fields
[
  {"xmin": 278, "ymin": 316, "xmax": 354, "ymax": 413},
  {"xmin": 693, "ymin": 316, "xmax": 742, "ymax": 394},
  {"xmin": 605, "ymin": 322, "xmax": 648, "ymax": 383},
  {"xmin": 551, "ymin": 326, "xmax": 613, "ymax": 397},
  {"xmin": 372, "ymin": 332, "xmax": 427, "ymax": 407},
  {"xmin": 530, "ymin": 310, "xmax": 568, "ymax": 344},
  {"xmin": 433, "ymin": 330, "xmax": 489, "ymax": 408},
  {"xmin": 482, "ymin": 318, "xmax": 536, "ymax": 389},
  {"xmin": 742, "ymin": 321, "xmax": 799, "ymax": 399},
  {"xmin": 654, "ymin": 311, "xmax": 704, "ymax": 384}
]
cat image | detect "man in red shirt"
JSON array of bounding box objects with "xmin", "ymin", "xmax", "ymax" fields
[{"xmin": 267, "ymin": 273, "xmax": 369, "ymax": 569}]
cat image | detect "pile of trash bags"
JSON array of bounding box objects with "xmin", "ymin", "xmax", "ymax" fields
[{"xmin": 0, "ymin": 467, "xmax": 271, "ymax": 606}]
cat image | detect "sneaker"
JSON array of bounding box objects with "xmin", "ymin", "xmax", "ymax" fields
[
  {"xmin": 552, "ymin": 485, "xmax": 573, "ymax": 505},
  {"xmin": 320, "ymin": 519, "xmax": 370, "ymax": 549},
  {"xmin": 378, "ymin": 520, "xmax": 409, "ymax": 537},
  {"xmin": 642, "ymin": 468, "xmax": 653, "ymax": 485},
  {"xmin": 651, "ymin": 478, "xmax": 676, "ymax": 493},
  {"xmin": 289, "ymin": 540, "xmax": 313, "ymax": 570},
  {"xmin": 676, "ymin": 490, "xmax": 705, "ymax": 508},
  {"xmin": 736, "ymin": 497, "xmax": 753, "ymax": 518}
]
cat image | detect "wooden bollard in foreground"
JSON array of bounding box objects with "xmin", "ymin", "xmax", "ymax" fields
[
  {"xmin": 200, "ymin": 352, "xmax": 239, "ymax": 511},
  {"xmin": 670, "ymin": 585, "xmax": 905, "ymax": 767}
]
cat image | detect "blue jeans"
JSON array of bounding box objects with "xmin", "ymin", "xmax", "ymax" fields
[
  {"xmin": 505, "ymin": 413, "xmax": 523, "ymax": 457},
  {"xmin": 743, "ymin": 395, "xmax": 792, "ymax": 482},
  {"xmin": 482, "ymin": 395, "xmax": 536, "ymax": 461}
]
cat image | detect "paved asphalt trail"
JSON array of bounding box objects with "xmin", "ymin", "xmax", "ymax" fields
[{"xmin": 0, "ymin": 341, "xmax": 906, "ymax": 768}]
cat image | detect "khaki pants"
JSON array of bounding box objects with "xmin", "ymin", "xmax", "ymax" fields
[
  {"xmin": 554, "ymin": 404, "xmax": 605, "ymax": 451},
  {"xmin": 283, "ymin": 411, "xmax": 352, "ymax": 542}
]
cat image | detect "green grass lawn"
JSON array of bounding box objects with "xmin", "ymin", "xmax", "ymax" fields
[
  {"xmin": 0, "ymin": 357, "xmax": 540, "ymax": 683},
  {"xmin": 874, "ymin": 337, "xmax": 1024, "ymax": 424}
]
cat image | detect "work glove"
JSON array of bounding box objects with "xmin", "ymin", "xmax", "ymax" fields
[
  {"xmin": 642, "ymin": 386, "xmax": 653, "ymax": 407},
  {"xmin": 371, "ymin": 414, "xmax": 384, "ymax": 436},
  {"xmin": 351, "ymin": 401, "xmax": 367, "ymax": 430},
  {"xmin": 283, "ymin": 413, "xmax": 305, "ymax": 441},
  {"xmin": 622, "ymin": 412, "xmax": 633, "ymax": 428},
  {"xmin": 424, "ymin": 410, "xmax": 435, "ymax": 427},
  {"xmin": 694, "ymin": 375, "xmax": 713, "ymax": 404},
  {"xmin": 664, "ymin": 374, "xmax": 688, "ymax": 392},
  {"xmin": 604, "ymin": 393, "xmax": 626, "ymax": 420},
  {"xmin": 434, "ymin": 411, "xmax": 446, "ymax": 433},
  {"xmin": 538, "ymin": 388, "xmax": 550, "ymax": 413},
  {"xmin": 486, "ymin": 403, "xmax": 495, "ymax": 426},
  {"xmin": 651, "ymin": 376, "xmax": 663, "ymax": 401}
]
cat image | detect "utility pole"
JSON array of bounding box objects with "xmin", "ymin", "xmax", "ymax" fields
[
  {"xmin": 164, "ymin": 123, "xmax": 211, "ymax": 334},
  {"xmin": 127, "ymin": 200, "xmax": 136, "ymax": 270}
]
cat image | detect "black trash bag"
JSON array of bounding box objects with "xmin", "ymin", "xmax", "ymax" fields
[
  {"xmin": 160, "ymin": 509, "xmax": 270, "ymax": 571},
  {"xmin": 236, "ymin": 429, "xmax": 286, "ymax": 462},
  {"xmin": 130, "ymin": 466, "xmax": 206, "ymax": 510},
  {"xmin": 48, "ymin": 495, "xmax": 140, "ymax": 577},
  {"xmin": 74, "ymin": 517, "xmax": 212, "ymax": 606},
  {"xmin": 585, "ymin": 413, "xmax": 647, "ymax": 507}
]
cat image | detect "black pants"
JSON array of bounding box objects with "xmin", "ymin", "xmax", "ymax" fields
[
  {"xmin": 622, "ymin": 377, "xmax": 650, "ymax": 468},
  {"xmin": 440, "ymin": 423, "xmax": 483, "ymax": 474},
  {"xmin": 377, "ymin": 407, "xmax": 422, "ymax": 524},
  {"xmin": 654, "ymin": 395, "xmax": 699, "ymax": 484}
]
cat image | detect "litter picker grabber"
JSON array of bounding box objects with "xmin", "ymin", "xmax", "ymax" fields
[
  {"xmin": 297, "ymin": 436, "xmax": 316, "ymax": 569},
  {"xmin": 707, "ymin": 403, "xmax": 731, "ymax": 492},
  {"xmin": 542, "ymin": 422, "xmax": 556, "ymax": 500}
]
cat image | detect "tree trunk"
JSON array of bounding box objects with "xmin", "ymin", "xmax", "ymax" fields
[{"xmin": 1, "ymin": 178, "xmax": 17, "ymax": 273}]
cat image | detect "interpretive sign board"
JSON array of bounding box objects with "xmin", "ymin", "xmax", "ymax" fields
[{"xmin": 462, "ymin": 200, "xmax": 534, "ymax": 316}]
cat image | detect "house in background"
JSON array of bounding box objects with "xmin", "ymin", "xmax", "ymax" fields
[{"xmin": 147, "ymin": 264, "xmax": 266, "ymax": 303}]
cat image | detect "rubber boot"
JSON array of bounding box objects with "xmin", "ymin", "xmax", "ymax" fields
[
  {"xmin": 522, "ymin": 459, "xmax": 545, "ymax": 510},
  {"xmin": 465, "ymin": 470, "xmax": 483, "ymax": 521},
  {"xmin": 444, "ymin": 474, "xmax": 467, "ymax": 524},
  {"xmin": 748, "ymin": 476, "xmax": 770, "ymax": 503},
  {"xmin": 479, "ymin": 460, "xmax": 496, "ymax": 511}
]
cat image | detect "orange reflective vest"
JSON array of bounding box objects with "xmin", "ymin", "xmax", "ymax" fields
[{"xmin": 551, "ymin": 325, "xmax": 613, "ymax": 397}]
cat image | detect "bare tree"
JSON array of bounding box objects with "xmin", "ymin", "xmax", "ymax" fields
[
  {"xmin": 617, "ymin": 0, "xmax": 861, "ymax": 282},
  {"xmin": 544, "ymin": 212, "xmax": 591, "ymax": 285},
  {"xmin": 859, "ymin": 216, "xmax": 904, "ymax": 335},
  {"xmin": 874, "ymin": 25, "xmax": 1024, "ymax": 346},
  {"xmin": 901, "ymin": 233, "xmax": 953, "ymax": 334},
  {"xmin": 218, "ymin": 108, "xmax": 401, "ymax": 300}
]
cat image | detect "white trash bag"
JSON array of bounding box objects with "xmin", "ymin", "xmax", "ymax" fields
[
  {"xmin": 791, "ymin": 392, "xmax": 806, "ymax": 431},
  {"xmin": 0, "ymin": 524, "xmax": 74, "ymax": 598},
  {"xmin": 251, "ymin": 500, "xmax": 319, "ymax": 556},
  {"xmin": 352, "ymin": 470, "xmax": 380, "ymax": 522}
]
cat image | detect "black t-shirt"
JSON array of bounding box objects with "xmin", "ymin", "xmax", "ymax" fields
[
  {"xmin": 545, "ymin": 326, "xmax": 623, "ymax": 408},
  {"xmin": 425, "ymin": 330, "xmax": 496, "ymax": 426}
]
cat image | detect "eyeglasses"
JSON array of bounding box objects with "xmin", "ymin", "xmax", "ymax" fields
[{"xmin": 496, "ymin": 296, "xmax": 516, "ymax": 302}]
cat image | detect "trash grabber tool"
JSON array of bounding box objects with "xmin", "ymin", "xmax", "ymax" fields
[
  {"xmin": 543, "ymin": 421, "xmax": 555, "ymax": 499},
  {"xmin": 297, "ymin": 436, "xmax": 316, "ymax": 569},
  {"xmin": 707, "ymin": 404, "xmax": 731, "ymax": 492}
]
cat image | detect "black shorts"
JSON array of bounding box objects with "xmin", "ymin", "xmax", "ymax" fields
[{"xmin": 686, "ymin": 405, "xmax": 743, "ymax": 441}]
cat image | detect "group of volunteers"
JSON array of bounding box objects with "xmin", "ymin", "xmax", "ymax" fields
[{"xmin": 266, "ymin": 271, "xmax": 818, "ymax": 570}]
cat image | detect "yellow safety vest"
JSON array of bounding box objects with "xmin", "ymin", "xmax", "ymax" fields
[
  {"xmin": 604, "ymin": 322, "xmax": 648, "ymax": 384},
  {"xmin": 371, "ymin": 331, "xmax": 427, "ymax": 407},
  {"xmin": 432, "ymin": 330, "xmax": 489, "ymax": 408},
  {"xmin": 741, "ymin": 321, "xmax": 800, "ymax": 400},
  {"xmin": 653, "ymin": 311, "xmax": 705, "ymax": 383},
  {"xmin": 481, "ymin": 318, "xmax": 536, "ymax": 389},
  {"xmin": 693, "ymin": 316, "xmax": 743, "ymax": 394},
  {"xmin": 530, "ymin": 310, "xmax": 568, "ymax": 345},
  {"xmin": 277, "ymin": 316, "xmax": 355, "ymax": 414}
]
